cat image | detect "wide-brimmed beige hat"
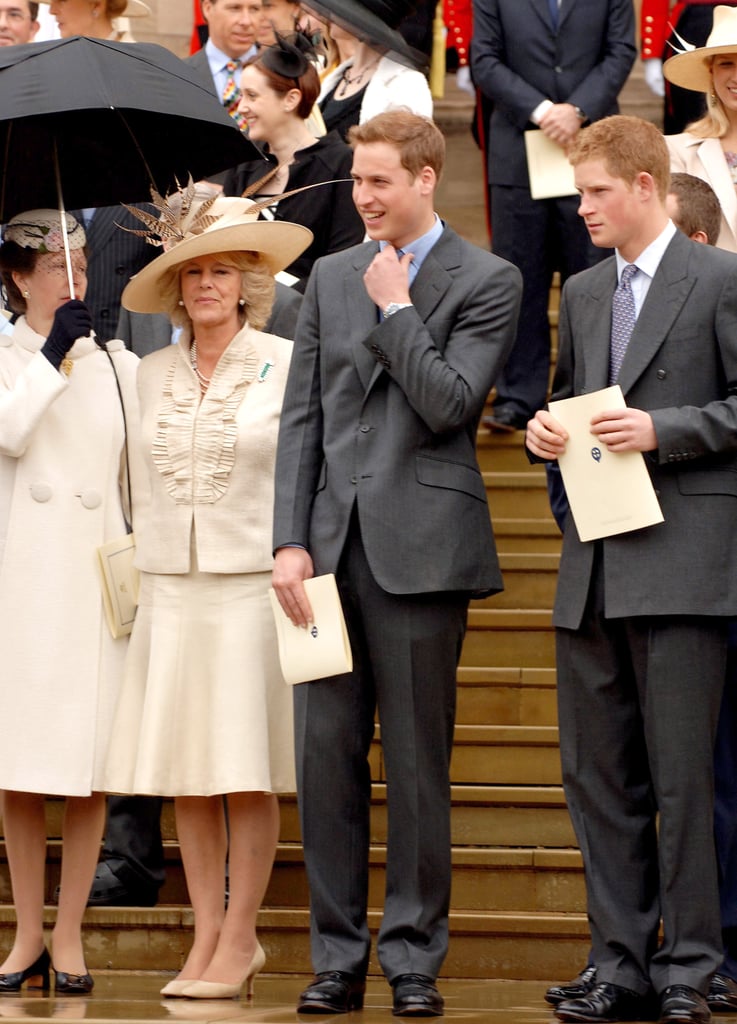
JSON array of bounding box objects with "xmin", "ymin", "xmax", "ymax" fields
[
  {"xmin": 663, "ymin": 5, "xmax": 737, "ymax": 92},
  {"xmin": 39, "ymin": 0, "xmax": 151, "ymax": 16},
  {"xmin": 121, "ymin": 194, "xmax": 312, "ymax": 314}
]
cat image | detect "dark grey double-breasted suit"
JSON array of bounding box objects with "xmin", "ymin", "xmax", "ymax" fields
[
  {"xmin": 273, "ymin": 225, "xmax": 522, "ymax": 980},
  {"xmin": 551, "ymin": 228, "xmax": 737, "ymax": 995}
]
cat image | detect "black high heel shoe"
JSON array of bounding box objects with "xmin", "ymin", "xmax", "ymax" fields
[
  {"xmin": 0, "ymin": 948, "xmax": 51, "ymax": 993},
  {"xmin": 53, "ymin": 968, "xmax": 94, "ymax": 995}
]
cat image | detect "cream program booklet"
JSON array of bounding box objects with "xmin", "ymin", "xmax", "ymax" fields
[
  {"xmin": 548, "ymin": 386, "xmax": 664, "ymax": 542},
  {"xmin": 524, "ymin": 129, "xmax": 578, "ymax": 200},
  {"xmin": 269, "ymin": 573, "xmax": 353, "ymax": 685}
]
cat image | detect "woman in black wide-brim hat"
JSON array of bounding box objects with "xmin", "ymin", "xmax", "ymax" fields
[{"xmin": 305, "ymin": 0, "xmax": 433, "ymax": 139}]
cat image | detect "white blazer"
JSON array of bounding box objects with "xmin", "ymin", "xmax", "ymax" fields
[
  {"xmin": 666, "ymin": 133, "xmax": 737, "ymax": 253},
  {"xmin": 319, "ymin": 54, "xmax": 433, "ymax": 124}
]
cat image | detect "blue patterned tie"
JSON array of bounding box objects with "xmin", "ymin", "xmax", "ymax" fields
[{"xmin": 609, "ymin": 264, "xmax": 638, "ymax": 385}]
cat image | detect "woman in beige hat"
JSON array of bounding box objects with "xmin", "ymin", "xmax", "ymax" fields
[
  {"xmin": 40, "ymin": 0, "xmax": 150, "ymax": 41},
  {"xmin": 664, "ymin": 5, "xmax": 737, "ymax": 252},
  {"xmin": 104, "ymin": 190, "xmax": 312, "ymax": 1000}
]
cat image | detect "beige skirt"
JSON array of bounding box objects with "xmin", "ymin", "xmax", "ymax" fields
[{"xmin": 104, "ymin": 563, "xmax": 295, "ymax": 797}]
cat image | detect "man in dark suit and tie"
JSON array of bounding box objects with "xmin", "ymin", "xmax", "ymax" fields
[
  {"xmin": 526, "ymin": 115, "xmax": 737, "ymax": 1024},
  {"xmin": 272, "ymin": 110, "xmax": 522, "ymax": 1017},
  {"xmin": 470, "ymin": 0, "xmax": 635, "ymax": 431},
  {"xmin": 186, "ymin": 0, "xmax": 262, "ymax": 123}
]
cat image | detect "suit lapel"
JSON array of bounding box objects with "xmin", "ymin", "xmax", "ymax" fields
[
  {"xmin": 85, "ymin": 206, "xmax": 118, "ymax": 253},
  {"xmin": 618, "ymin": 233, "xmax": 695, "ymax": 395},
  {"xmin": 572, "ymin": 260, "xmax": 617, "ymax": 392},
  {"xmin": 348, "ymin": 242, "xmax": 382, "ymax": 392}
]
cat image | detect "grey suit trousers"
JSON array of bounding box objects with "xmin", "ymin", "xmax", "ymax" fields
[
  {"xmin": 556, "ymin": 552, "xmax": 727, "ymax": 995},
  {"xmin": 293, "ymin": 511, "xmax": 468, "ymax": 981}
]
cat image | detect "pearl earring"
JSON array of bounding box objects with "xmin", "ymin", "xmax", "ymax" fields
[
  {"xmin": 239, "ymin": 298, "xmax": 246, "ymax": 306},
  {"xmin": 23, "ymin": 290, "xmax": 30, "ymax": 298},
  {"xmin": 177, "ymin": 299, "xmax": 184, "ymax": 306}
]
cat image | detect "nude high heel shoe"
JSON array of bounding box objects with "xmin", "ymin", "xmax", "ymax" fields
[
  {"xmin": 160, "ymin": 978, "xmax": 196, "ymax": 998},
  {"xmin": 181, "ymin": 943, "xmax": 266, "ymax": 1000}
]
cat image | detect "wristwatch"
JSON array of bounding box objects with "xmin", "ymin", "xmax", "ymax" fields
[
  {"xmin": 383, "ymin": 302, "xmax": 413, "ymax": 318},
  {"xmin": 574, "ymin": 106, "xmax": 587, "ymax": 123}
]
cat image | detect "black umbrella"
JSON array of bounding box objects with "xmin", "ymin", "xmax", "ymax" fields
[{"xmin": 0, "ymin": 36, "xmax": 263, "ymax": 222}]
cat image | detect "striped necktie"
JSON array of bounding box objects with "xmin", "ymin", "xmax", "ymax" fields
[{"xmin": 222, "ymin": 60, "xmax": 247, "ymax": 132}]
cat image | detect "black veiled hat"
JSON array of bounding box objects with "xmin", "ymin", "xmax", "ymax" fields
[
  {"xmin": 303, "ymin": 0, "xmax": 427, "ymax": 70},
  {"xmin": 259, "ymin": 30, "xmax": 316, "ymax": 80}
]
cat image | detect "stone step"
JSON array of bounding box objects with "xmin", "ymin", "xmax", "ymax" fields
[
  {"xmin": 20, "ymin": 842, "xmax": 584, "ymax": 915},
  {"xmin": 456, "ymin": 666, "xmax": 558, "ymax": 727},
  {"xmin": 494, "ymin": 518, "xmax": 562, "ymax": 554},
  {"xmin": 0, "ymin": 906, "xmax": 589, "ymax": 980},
  {"xmin": 490, "ymin": 552, "xmax": 559, "ymax": 608},
  {"xmin": 486, "ymin": 472, "xmax": 554, "ymax": 520},
  {"xmin": 461, "ymin": 609, "xmax": 555, "ymax": 668}
]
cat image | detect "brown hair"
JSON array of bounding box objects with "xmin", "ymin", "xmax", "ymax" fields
[
  {"xmin": 0, "ymin": 242, "xmax": 38, "ymax": 315},
  {"xmin": 105, "ymin": 0, "xmax": 128, "ymax": 16},
  {"xmin": 567, "ymin": 115, "xmax": 671, "ymax": 202},
  {"xmin": 348, "ymin": 110, "xmax": 445, "ymax": 182},
  {"xmin": 160, "ymin": 251, "xmax": 276, "ymax": 331},
  {"xmin": 248, "ymin": 54, "xmax": 320, "ymax": 120},
  {"xmin": 668, "ymin": 172, "xmax": 721, "ymax": 245},
  {"xmin": 28, "ymin": 2, "xmax": 39, "ymax": 17}
]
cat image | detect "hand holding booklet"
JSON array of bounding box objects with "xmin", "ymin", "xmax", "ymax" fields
[
  {"xmin": 548, "ymin": 385, "xmax": 664, "ymax": 542},
  {"xmin": 269, "ymin": 573, "xmax": 353, "ymax": 685}
]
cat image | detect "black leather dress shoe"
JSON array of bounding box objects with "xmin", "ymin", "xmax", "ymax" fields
[
  {"xmin": 707, "ymin": 974, "xmax": 737, "ymax": 1013},
  {"xmin": 392, "ymin": 975, "xmax": 444, "ymax": 1017},
  {"xmin": 660, "ymin": 985, "xmax": 710, "ymax": 1024},
  {"xmin": 546, "ymin": 966, "xmax": 598, "ymax": 1006},
  {"xmin": 555, "ymin": 981, "xmax": 658, "ymax": 1022},
  {"xmin": 296, "ymin": 972, "xmax": 365, "ymax": 1014},
  {"xmin": 483, "ymin": 408, "xmax": 529, "ymax": 433},
  {"xmin": 86, "ymin": 861, "xmax": 158, "ymax": 907}
]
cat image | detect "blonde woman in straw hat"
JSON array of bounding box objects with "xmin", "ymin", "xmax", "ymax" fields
[
  {"xmin": 103, "ymin": 190, "xmax": 311, "ymax": 1000},
  {"xmin": 40, "ymin": 0, "xmax": 150, "ymax": 41},
  {"xmin": 664, "ymin": 5, "xmax": 737, "ymax": 253}
]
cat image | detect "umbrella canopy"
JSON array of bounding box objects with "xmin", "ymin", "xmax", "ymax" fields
[{"xmin": 0, "ymin": 36, "xmax": 263, "ymax": 222}]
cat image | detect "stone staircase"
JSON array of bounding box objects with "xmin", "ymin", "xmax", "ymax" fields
[{"xmin": 0, "ymin": 415, "xmax": 593, "ymax": 982}]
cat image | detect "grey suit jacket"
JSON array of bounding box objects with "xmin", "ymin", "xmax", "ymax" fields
[
  {"xmin": 273, "ymin": 225, "xmax": 523, "ymax": 596},
  {"xmin": 471, "ymin": 0, "xmax": 636, "ymax": 186},
  {"xmin": 552, "ymin": 230, "xmax": 737, "ymax": 629},
  {"xmin": 185, "ymin": 48, "xmax": 216, "ymax": 97}
]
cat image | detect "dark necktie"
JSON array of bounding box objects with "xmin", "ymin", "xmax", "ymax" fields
[
  {"xmin": 548, "ymin": 0, "xmax": 559, "ymax": 31},
  {"xmin": 609, "ymin": 263, "xmax": 638, "ymax": 385}
]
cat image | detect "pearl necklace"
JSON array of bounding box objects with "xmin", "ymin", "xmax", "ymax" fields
[
  {"xmin": 336, "ymin": 58, "xmax": 379, "ymax": 98},
  {"xmin": 190, "ymin": 339, "xmax": 211, "ymax": 393}
]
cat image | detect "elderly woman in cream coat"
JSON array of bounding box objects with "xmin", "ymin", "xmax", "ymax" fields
[
  {"xmin": 0, "ymin": 210, "xmax": 139, "ymax": 995},
  {"xmin": 664, "ymin": 5, "xmax": 737, "ymax": 252},
  {"xmin": 104, "ymin": 194, "xmax": 312, "ymax": 1001}
]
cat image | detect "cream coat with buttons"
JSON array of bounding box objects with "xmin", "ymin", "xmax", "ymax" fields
[{"xmin": 0, "ymin": 318, "xmax": 139, "ymax": 796}]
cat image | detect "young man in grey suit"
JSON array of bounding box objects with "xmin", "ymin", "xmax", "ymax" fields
[
  {"xmin": 527, "ymin": 115, "xmax": 737, "ymax": 1024},
  {"xmin": 272, "ymin": 110, "xmax": 522, "ymax": 1017}
]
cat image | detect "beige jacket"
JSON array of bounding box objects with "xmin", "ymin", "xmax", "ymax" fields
[
  {"xmin": 132, "ymin": 324, "xmax": 292, "ymax": 574},
  {"xmin": 665, "ymin": 133, "xmax": 737, "ymax": 253}
]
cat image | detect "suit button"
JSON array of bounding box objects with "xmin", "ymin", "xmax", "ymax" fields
[
  {"xmin": 350, "ymin": 475, "xmax": 357, "ymax": 484},
  {"xmin": 656, "ymin": 369, "xmax": 666, "ymax": 379},
  {"xmin": 554, "ymin": 65, "xmax": 562, "ymax": 73},
  {"xmin": 30, "ymin": 482, "xmax": 53, "ymax": 502},
  {"xmin": 80, "ymin": 489, "xmax": 102, "ymax": 509},
  {"xmin": 359, "ymin": 424, "xmax": 370, "ymax": 433}
]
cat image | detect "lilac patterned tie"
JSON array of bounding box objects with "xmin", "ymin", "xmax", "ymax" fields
[
  {"xmin": 222, "ymin": 60, "xmax": 247, "ymax": 132},
  {"xmin": 609, "ymin": 263, "xmax": 638, "ymax": 385}
]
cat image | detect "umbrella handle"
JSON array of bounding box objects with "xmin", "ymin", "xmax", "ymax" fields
[{"xmin": 53, "ymin": 140, "xmax": 76, "ymax": 301}]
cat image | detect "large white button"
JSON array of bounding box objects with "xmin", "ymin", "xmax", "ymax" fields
[
  {"xmin": 30, "ymin": 482, "xmax": 53, "ymax": 502},
  {"xmin": 80, "ymin": 489, "xmax": 102, "ymax": 509}
]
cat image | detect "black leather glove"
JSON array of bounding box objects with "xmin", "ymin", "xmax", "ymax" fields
[{"xmin": 41, "ymin": 300, "xmax": 93, "ymax": 370}]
